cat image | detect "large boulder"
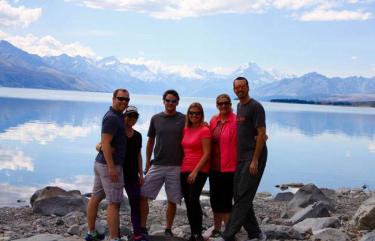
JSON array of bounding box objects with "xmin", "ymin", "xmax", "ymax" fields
[
  {"xmin": 31, "ymin": 186, "xmax": 88, "ymax": 216},
  {"xmin": 274, "ymin": 192, "xmax": 294, "ymax": 202},
  {"xmin": 352, "ymin": 197, "xmax": 375, "ymax": 230},
  {"xmin": 293, "ymin": 217, "xmax": 340, "ymax": 234},
  {"xmin": 289, "ymin": 201, "xmax": 331, "ymax": 225},
  {"xmin": 311, "ymin": 228, "xmax": 350, "ymax": 241},
  {"xmin": 286, "ymin": 184, "xmax": 335, "ymax": 218}
]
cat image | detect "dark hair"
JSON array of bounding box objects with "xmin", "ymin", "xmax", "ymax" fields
[
  {"xmin": 233, "ymin": 76, "xmax": 249, "ymax": 87},
  {"xmin": 186, "ymin": 102, "xmax": 204, "ymax": 127},
  {"xmin": 163, "ymin": 89, "xmax": 180, "ymax": 101},
  {"xmin": 216, "ymin": 93, "xmax": 231, "ymax": 104},
  {"xmin": 113, "ymin": 88, "xmax": 129, "ymax": 98}
]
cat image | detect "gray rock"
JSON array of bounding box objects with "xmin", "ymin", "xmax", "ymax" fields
[
  {"xmin": 360, "ymin": 230, "xmax": 375, "ymax": 241},
  {"xmin": 274, "ymin": 192, "xmax": 294, "ymax": 202},
  {"xmin": 286, "ymin": 184, "xmax": 335, "ymax": 217},
  {"xmin": 67, "ymin": 224, "xmax": 80, "ymax": 235},
  {"xmin": 289, "ymin": 201, "xmax": 331, "ymax": 225},
  {"xmin": 293, "ymin": 217, "xmax": 340, "ymax": 233},
  {"xmin": 261, "ymin": 224, "xmax": 303, "ymax": 240},
  {"xmin": 311, "ymin": 228, "xmax": 350, "ymax": 241},
  {"xmin": 336, "ymin": 188, "xmax": 351, "ymax": 195},
  {"xmin": 62, "ymin": 211, "xmax": 86, "ymax": 226},
  {"xmin": 352, "ymin": 197, "xmax": 375, "ymax": 230},
  {"xmin": 13, "ymin": 234, "xmax": 81, "ymax": 241},
  {"xmin": 320, "ymin": 188, "xmax": 336, "ymax": 200},
  {"xmin": 32, "ymin": 186, "xmax": 88, "ymax": 216}
]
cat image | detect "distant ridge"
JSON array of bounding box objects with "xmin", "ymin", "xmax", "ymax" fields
[{"xmin": 1, "ymin": 40, "xmax": 374, "ymax": 100}]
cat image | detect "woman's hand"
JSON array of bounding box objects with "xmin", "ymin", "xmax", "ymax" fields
[{"xmin": 187, "ymin": 171, "xmax": 198, "ymax": 184}]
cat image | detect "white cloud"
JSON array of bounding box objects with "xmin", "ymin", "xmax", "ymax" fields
[
  {"xmin": 67, "ymin": 0, "xmax": 374, "ymax": 21},
  {"xmin": 3, "ymin": 33, "xmax": 96, "ymax": 57},
  {"xmin": 300, "ymin": 8, "xmax": 372, "ymax": 21},
  {"xmin": 0, "ymin": 121, "xmax": 99, "ymax": 144},
  {"xmin": 351, "ymin": 56, "xmax": 358, "ymax": 61},
  {"xmin": 0, "ymin": 0, "xmax": 42, "ymax": 28},
  {"xmin": 48, "ymin": 175, "xmax": 94, "ymax": 194},
  {"xmin": 0, "ymin": 148, "xmax": 34, "ymax": 171},
  {"xmin": 369, "ymin": 143, "xmax": 375, "ymax": 153}
]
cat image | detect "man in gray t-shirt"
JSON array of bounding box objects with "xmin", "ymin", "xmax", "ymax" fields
[
  {"xmin": 220, "ymin": 77, "xmax": 268, "ymax": 241},
  {"xmin": 140, "ymin": 89, "xmax": 185, "ymax": 236}
]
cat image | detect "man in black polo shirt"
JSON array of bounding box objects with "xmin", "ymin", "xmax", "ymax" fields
[{"xmin": 85, "ymin": 89, "xmax": 129, "ymax": 241}]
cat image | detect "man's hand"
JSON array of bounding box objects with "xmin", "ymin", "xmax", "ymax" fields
[
  {"xmin": 139, "ymin": 175, "xmax": 145, "ymax": 186},
  {"xmin": 108, "ymin": 166, "xmax": 119, "ymax": 182},
  {"xmin": 249, "ymin": 159, "xmax": 258, "ymax": 176}
]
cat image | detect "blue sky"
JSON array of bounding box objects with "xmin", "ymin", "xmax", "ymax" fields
[{"xmin": 1, "ymin": 0, "xmax": 375, "ymax": 77}]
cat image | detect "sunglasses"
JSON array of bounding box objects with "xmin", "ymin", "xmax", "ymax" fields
[
  {"xmin": 164, "ymin": 98, "xmax": 178, "ymax": 104},
  {"xmin": 217, "ymin": 101, "xmax": 231, "ymax": 106},
  {"xmin": 126, "ymin": 113, "xmax": 139, "ymax": 118},
  {"xmin": 188, "ymin": 111, "xmax": 202, "ymax": 116},
  {"xmin": 116, "ymin": 96, "xmax": 130, "ymax": 102}
]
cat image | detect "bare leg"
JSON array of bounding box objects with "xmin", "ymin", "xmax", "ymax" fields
[
  {"xmin": 166, "ymin": 201, "xmax": 176, "ymax": 229},
  {"xmin": 223, "ymin": 213, "xmax": 230, "ymax": 225},
  {"xmin": 87, "ymin": 195, "xmax": 103, "ymax": 232},
  {"xmin": 140, "ymin": 196, "xmax": 149, "ymax": 228},
  {"xmin": 107, "ymin": 202, "xmax": 121, "ymax": 239},
  {"xmin": 213, "ymin": 212, "xmax": 223, "ymax": 231}
]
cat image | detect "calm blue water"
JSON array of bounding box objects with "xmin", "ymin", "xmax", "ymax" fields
[{"xmin": 0, "ymin": 87, "xmax": 374, "ymax": 207}]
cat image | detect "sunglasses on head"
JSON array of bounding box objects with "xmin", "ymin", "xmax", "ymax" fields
[
  {"xmin": 126, "ymin": 113, "xmax": 139, "ymax": 118},
  {"xmin": 116, "ymin": 96, "xmax": 130, "ymax": 102}
]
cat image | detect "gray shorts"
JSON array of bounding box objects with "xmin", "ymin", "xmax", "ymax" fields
[
  {"xmin": 92, "ymin": 162, "xmax": 124, "ymax": 203},
  {"xmin": 141, "ymin": 165, "xmax": 182, "ymax": 204}
]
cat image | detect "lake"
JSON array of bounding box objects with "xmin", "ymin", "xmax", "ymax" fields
[{"xmin": 0, "ymin": 87, "xmax": 374, "ymax": 207}]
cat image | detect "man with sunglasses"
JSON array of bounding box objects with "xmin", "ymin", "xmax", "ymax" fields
[
  {"xmin": 140, "ymin": 89, "xmax": 185, "ymax": 237},
  {"xmin": 85, "ymin": 89, "xmax": 130, "ymax": 241}
]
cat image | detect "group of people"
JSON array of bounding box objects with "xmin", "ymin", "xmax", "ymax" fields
[{"xmin": 85, "ymin": 76, "xmax": 268, "ymax": 241}]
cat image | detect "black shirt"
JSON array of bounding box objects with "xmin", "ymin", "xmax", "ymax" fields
[{"xmin": 123, "ymin": 130, "xmax": 142, "ymax": 179}]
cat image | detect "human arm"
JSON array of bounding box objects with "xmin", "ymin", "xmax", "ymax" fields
[
  {"xmin": 187, "ymin": 138, "xmax": 211, "ymax": 184},
  {"xmin": 101, "ymin": 133, "xmax": 119, "ymax": 182},
  {"xmin": 249, "ymin": 127, "xmax": 267, "ymax": 176},
  {"xmin": 145, "ymin": 137, "xmax": 155, "ymax": 173},
  {"xmin": 95, "ymin": 142, "xmax": 102, "ymax": 152},
  {"xmin": 138, "ymin": 149, "xmax": 144, "ymax": 185}
]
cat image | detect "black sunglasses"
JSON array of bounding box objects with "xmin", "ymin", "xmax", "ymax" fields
[
  {"xmin": 217, "ymin": 101, "xmax": 231, "ymax": 106},
  {"xmin": 164, "ymin": 98, "xmax": 178, "ymax": 104},
  {"xmin": 116, "ymin": 96, "xmax": 130, "ymax": 102},
  {"xmin": 126, "ymin": 113, "xmax": 139, "ymax": 118},
  {"xmin": 188, "ymin": 111, "xmax": 202, "ymax": 116}
]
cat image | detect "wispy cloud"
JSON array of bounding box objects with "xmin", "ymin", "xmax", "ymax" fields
[
  {"xmin": 300, "ymin": 8, "xmax": 372, "ymax": 21},
  {"xmin": 67, "ymin": 0, "xmax": 374, "ymax": 21},
  {"xmin": 369, "ymin": 143, "xmax": 375, "ymax": 153},
  {"xmin": 0, "ymin": 148, "xmax": 34, "ymax": 171},
  {"xmin": 0, "ymin": 121, "xmax": 99, "ymax": 144},
  {"xmin": 0, "ymin": 0, "xmax": 42, "ymax": 27},
  {"xmin": 2, "ymin": 32, "xmax": 96, "ymax": 57}
]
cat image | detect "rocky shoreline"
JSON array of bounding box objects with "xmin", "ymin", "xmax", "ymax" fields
[{"xmin": 1, "ymin": 184, "xmax": 375, "ymax": 241}]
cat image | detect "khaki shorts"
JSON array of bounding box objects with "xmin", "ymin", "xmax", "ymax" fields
[
  {"xmin": 92, "ymin": 162, "xmax": 124, "ymax": 203},
  {"xmin": 141, "ymin": 165, "xmax": 182, "ymax": 204}
]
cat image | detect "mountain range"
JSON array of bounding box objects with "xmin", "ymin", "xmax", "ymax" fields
[{"xmin": 1, "ymin": 40, "xmax": 374, "ymax": 100}]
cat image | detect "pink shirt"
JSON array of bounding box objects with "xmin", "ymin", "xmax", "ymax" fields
[
  {"xmin": 209, "ymin": 112, "xmax": 237, "ymax": 172},
  {"xmin": 181, "ymin": 126, "xmax": 211, "ymax": 173}
]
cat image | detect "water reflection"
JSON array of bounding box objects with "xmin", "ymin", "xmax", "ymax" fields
[
  {"xmin": 0, "ymin": 91, "xmax": 374, "ymax": 207},
  {"xmin": 0, "ymin": 148, "xmax": 34, "ymax": 171}
]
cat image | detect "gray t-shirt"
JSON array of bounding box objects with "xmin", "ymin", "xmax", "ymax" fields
[
  {"xmin": 236, "ymin": 99, "xmax": 266, "ymax": 162},
  {"xmin": 147, "ymin": 112, "xmax": 185, "ymax": 166}
]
